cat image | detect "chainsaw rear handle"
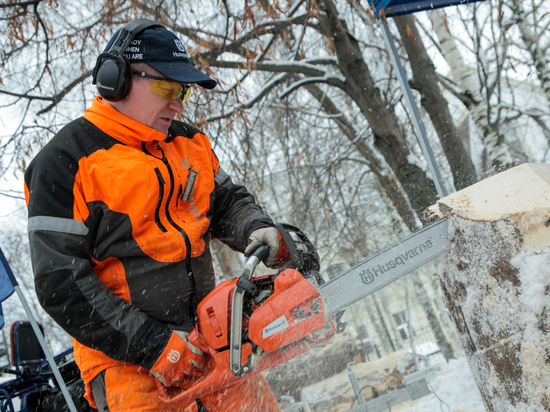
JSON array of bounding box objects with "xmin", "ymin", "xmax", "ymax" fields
[{"xmin": 157, "ymin": 333, "xmax": 310, "ymax": 404}]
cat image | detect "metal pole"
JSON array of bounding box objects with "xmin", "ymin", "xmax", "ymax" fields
[
  {"xmin": 13, "ymin": 285, "xmax": 79, "ymax": 412},
  {"xmin": 380, "ymin": 21, "xmax": 449, "ymax": 199},
  {"xmin": 1, "ymin": 245, "xmax": 79, "ymax": 411},
  {"xmin": 347, "ymin": 362, "xmax": 366, "ymax": 405}
]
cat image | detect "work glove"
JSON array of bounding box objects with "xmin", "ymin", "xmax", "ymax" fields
[
  {"xmin": 150, "ymin": 331, "xmax": 206, "ymax": 387},
  {"xmin": 244, "ymin": 227, "xmax": 290, "ymax": 268}
]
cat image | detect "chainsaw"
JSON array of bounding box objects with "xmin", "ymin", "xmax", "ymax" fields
[{"xmin": 157, "ymin": 220, "xmax": 450, "ymax": 403}]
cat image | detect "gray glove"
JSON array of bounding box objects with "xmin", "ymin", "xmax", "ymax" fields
[{"xmin": 244, "ymin": 227, "xmax": 281, "ymax": 267}]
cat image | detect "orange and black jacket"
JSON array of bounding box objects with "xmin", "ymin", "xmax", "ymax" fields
[{"xmin": 24, "ymin": 96, "xmax": 273, "ymax": 385}]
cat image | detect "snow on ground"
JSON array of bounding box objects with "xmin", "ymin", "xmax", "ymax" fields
[{"xmin": 392, "ymin": 356, "xmax": 486, "ymax": 412}]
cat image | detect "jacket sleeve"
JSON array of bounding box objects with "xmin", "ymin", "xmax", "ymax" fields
[
  {"xmin": 25, "ymin": 136, "xmax": 171, "ymax": 370},
  {"xmin": 208, "ymin": 165, "xmax": 274, "ymax": 252}
]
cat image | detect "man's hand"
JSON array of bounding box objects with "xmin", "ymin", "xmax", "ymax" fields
[
  {"xmin": 150, "ymin": 331, "xmax": 205, "ymax": 387},
  {"xmin": 244, "ymin": 227, "xmax": 290, "ymax": 268}
]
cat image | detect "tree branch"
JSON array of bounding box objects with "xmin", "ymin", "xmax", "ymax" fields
[
  {"xmin": 0, "ymin": 0, "xmax": 42, "ymax": 8},
  {"xmin": 199, "ymin": 13, "xmax": 310, "ymax": 62},
  {"xmin": 211, "ymin": 59, "xmax": 329, "ymax": 77},
  {"xmin": 279, "ymin": 75, "xmax": 347, "ymax": 99},
  {"xmin": 36, "ymin": 70, "xmax": 93, "ymax": 115},
  {"xmin": 207, "ymin": 72, "xmax": 293, "ymax": 122}
]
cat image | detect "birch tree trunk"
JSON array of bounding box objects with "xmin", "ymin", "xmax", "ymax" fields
[
  {"xmin": 394, "ymin": 15, "xmax": 478, "ymax": 191},
  {"xmin": 426, "ymin": 163, "xmax": 550, "ymax": 411},
  {"xmin": 507, "ymin": 0, "xmax": 550, "ymax": 104},
  {"xmin": 429, "ymin": 9, "xmax": 515, "ymax": 173}
]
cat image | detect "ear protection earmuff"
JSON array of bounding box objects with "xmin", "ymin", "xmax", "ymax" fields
[{"xmin": 92, "ymin": 19, "xmax": 164, "ymax": 102}]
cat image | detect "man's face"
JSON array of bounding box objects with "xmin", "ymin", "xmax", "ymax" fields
[{"xmin": 113, "ymin": 66, "xmax": 185, "ymax": 134}]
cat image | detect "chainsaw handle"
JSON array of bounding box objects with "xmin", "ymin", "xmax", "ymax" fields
[
  {"xmin": 229, "ymin": 244, "xmax": 268, "ymax": 375},
  {"xmin": 249, "ymin": 244, "xmax": 269, "ymax": 264},
  {"xmin": 157, "ymin": 330, "xmax": 310, "ymax": 405},
  {"xmin": 157, "ymin": 328, "xmax": 243, "ymax": 404}
]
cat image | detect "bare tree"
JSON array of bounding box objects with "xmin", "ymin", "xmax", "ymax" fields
[
  {"xmin": 1, "ymin": 0, "xmax": 548, "ymax": 364},
  {"xmin": 428, "ymin": 8, "xmax": 516, "ymax": 173},
  {"xmin": 505, "ymin": 0, "xmax": 550, "ymax": 103},
  {"xmin": 393, "ymin": 14, "xmax": 478, "ymax": 190}
]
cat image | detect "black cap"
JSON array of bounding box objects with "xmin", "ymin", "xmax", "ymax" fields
[{"xmin": 104, "ymin": 26, "xmax": 217, "ymax": 89}]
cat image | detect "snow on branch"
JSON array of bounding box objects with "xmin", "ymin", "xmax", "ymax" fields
[
  {"xmin": 211, "ymin": 59, "xmax": 329, "ymax": 77},
  {"xmin": 304, "ymin": 57, "xmax": 338, "ymax": 66},
  {"xmin": 279, "ymin": 74, "xmax": 347, "ymax": 99},
  {"xmin": 200, "ymin": 13, "xmax": 310, "ymax": 61},
  {"xmin": 496, "ymin": 103, "xmax": 550, "ymax": 118},
  {"xmin": 207, "ymin": 72, "xmax": 291, "ymax": 122}
]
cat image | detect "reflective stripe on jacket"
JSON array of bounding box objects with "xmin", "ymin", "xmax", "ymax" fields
[{"xmin": 24, "ymin": 96, "xmax": 273, "ymax": 389}]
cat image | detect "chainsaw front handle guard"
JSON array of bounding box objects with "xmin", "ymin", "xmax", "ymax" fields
[
  {"xmin": 241, "ymin": 245, "xmax": 269, "ymax": 279},
  {"xmin": 229, "ymin": 245, "xmax": 268, "ymax": 375}
]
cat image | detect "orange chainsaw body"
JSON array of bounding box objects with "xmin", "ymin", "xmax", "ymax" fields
[
  {"xmin": 196, "ymin": 268, "xmax": 326, "ymax": 352},
  {"xmin": 158, "ymin": 268, "xmax": 331, "ymax": 404},
  {"xmin": 248, "ymin": 269, "xmax": 327, "ymax": 351}
]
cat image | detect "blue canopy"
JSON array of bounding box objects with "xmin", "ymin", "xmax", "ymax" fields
[
  {"xmin": 0, "ymin": 247, "xmax": 16, "ymax": 329},
  {"xmin": 369, "ymin": 0, "xmax": 485, "ymax": 17}
]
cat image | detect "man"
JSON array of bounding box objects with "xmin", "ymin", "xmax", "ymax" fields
[{"xmin": 25, "ymin": 19, "xmax": 288, "ymax": 412}]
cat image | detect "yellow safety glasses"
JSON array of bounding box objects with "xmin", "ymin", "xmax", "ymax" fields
[{"xmin": 132, "ymin": 70, "xmax": 191, "ymax": 102}]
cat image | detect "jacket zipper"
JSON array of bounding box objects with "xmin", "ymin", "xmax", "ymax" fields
[
  {"xmin": 154, "ymin": 143, "xmax": 198, "ymax": 322},
  {"xmin": 155, "ymin": 144, "xmax": 193, "ymax": 262},
  {"xmin": 157, "ymin": 143, "xmax": 198, "ymax": 322},
  {"xmin": 141, "ymin": 142, "xmax": 193, "ymax": 272},
  {"xmin": 176, "ymin": 184, "xmax": 182, "ymax": 208},
  {"xmin": 153, "ymin": 168, "xmax": 168, "ymax": 233},
  {"xmin": 142, "ymin": 142, "xmax": 198, "ymax": 321}
]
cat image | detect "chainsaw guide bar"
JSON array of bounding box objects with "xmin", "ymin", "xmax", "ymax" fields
[{"xmin": 321, "ymin": 218, "xmax": 449, "ymax": 315}]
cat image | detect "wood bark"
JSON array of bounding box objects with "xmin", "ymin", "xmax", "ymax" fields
[
  {"xmin": 438, "ymin": 217, "xmax": 550, "ymax": 411},
  {"xmin": 427, "ymin": 163, "xmax": 550, "ymax": 411}
]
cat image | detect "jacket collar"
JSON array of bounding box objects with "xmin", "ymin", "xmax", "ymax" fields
[{"xmin": 83, "ymin": 96, "xmax": 167, "ymax": 147}]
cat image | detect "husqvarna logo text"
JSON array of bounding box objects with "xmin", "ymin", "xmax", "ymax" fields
[
  {"xmin": 359, "ymin": 240, "xmax": 434, "ymax": 285},
  {"xmin": 263, "ymin": 315, "xmax": 290, "ymax": 339},
  {"xmin": 167, "ymin": 349, "xmax": 180, "ymax": 363}
]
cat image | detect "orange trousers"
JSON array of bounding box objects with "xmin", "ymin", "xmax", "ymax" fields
[{"xmin": 89, "ymin": 364, "xmax": 281, "ymax": 412}]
